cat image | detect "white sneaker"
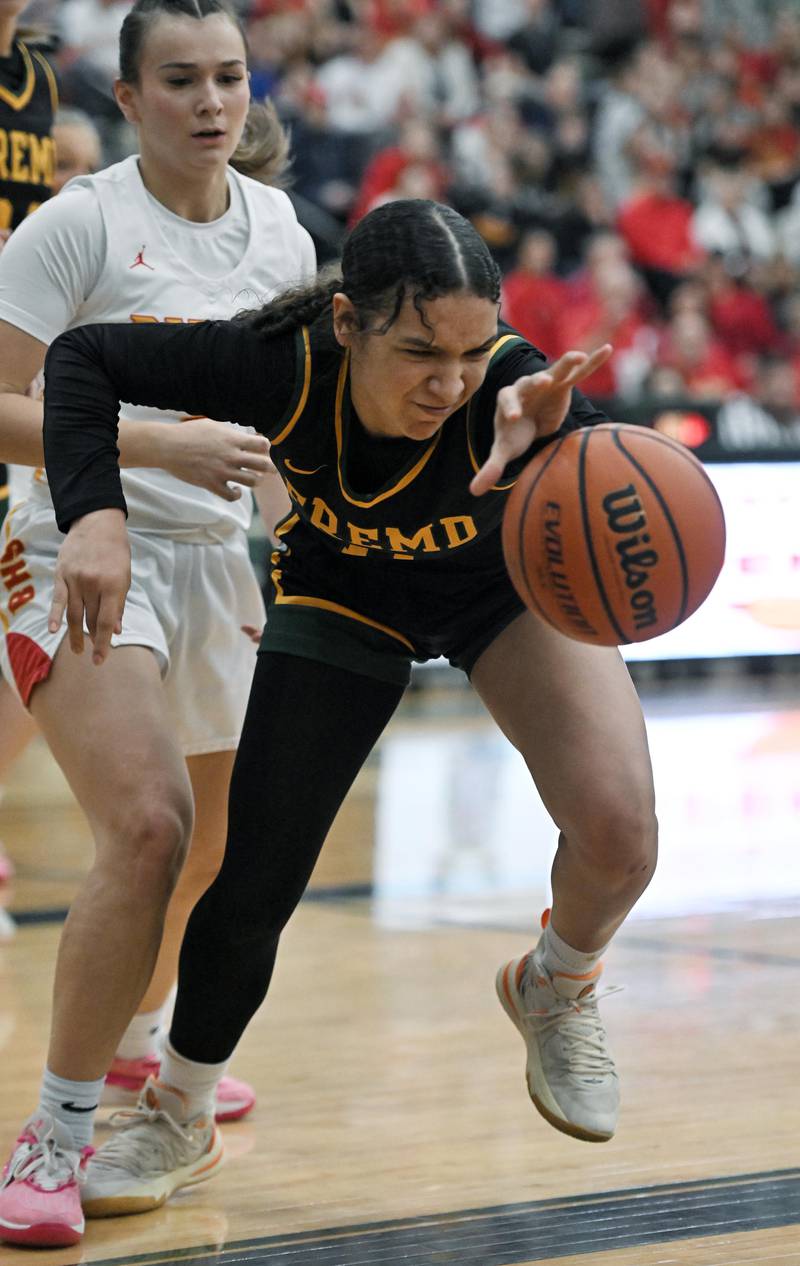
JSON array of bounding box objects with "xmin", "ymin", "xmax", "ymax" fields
[
  {"xmin": 497, "ymin": 943, "xmax": 621, "ymax": 1142},
  {"xmin": 82, "ymin": 1078, "xmax": 223, "ymax": 1218}
]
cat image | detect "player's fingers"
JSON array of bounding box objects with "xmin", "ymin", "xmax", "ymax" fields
[
  {"xmin": 238, "ymin": 433, "xmax": 270, "ymax": 456},
  {"xmin": 91, "ymin": 595, "xmax": 120, "ymax": 666},
  {"xmin": 470, "ymin": 451, "xmax": 507, "ymax": 497},
  {"xmin": 556, "ymin": 344, "xmax": 612, "ymax": 386},
  {"xmin": 237, "ymin": 450, "xmax": 271, "ymax": 473},
  {"xmin": 213, "ymin": 481, "xmax": 242, "ymax": 502},
  {"xmin": 65, "ymin": 585, "xmax": 86, "ymax": 655},
  {"xmin": 231, "ymin": 468, "xmax": 262, "ymax": 488},
  {"xmin": 48, "ymin": 575, "xmax": 68, "ymax": 635}
]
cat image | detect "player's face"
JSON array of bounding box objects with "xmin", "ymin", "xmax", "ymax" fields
[
  {"xmin": 115, "ymin": 14, "xmax": 250, "ymax": 175},
  {"xmin": 337, "ymin": 291, "xmax": 499, "ymax": 441}
]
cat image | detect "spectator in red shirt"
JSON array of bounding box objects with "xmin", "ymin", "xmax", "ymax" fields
[
  {"xmin": 556, "ymin": 259, "xmax": 660, "ymax": 398},
  {"xmin": 349, "ymin": 118, "xmax": 449, "ymax": 225},
  {"xmin": 657, "ymin": 309, "xmax": 751, "ymax": 397},
  {"xmin": 705, "ymin": 253, "xmax": 783, "ymax": 359},
  {"xmin": 501, "ymin": 228, "xmax": 567, "ymax": 358},
  {"xmin": 617, "ymin": 136, "xmax": 705, "ymax": 306}
]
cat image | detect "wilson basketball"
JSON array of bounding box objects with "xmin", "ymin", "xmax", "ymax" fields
[{"xmin": 502, "ymin": 423, "xmax": 726, "ymax": 646}]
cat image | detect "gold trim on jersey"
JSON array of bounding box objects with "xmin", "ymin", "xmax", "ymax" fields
[
  {"xmin": 0, "ymin": 483, "xmax": 8, "ymax": 501},
  {"xmin": 464, "ymin": 332, "xmax": 527, "ymax": 492},
  {"xmin": 488, "ymin": 333, "xmax": 524, "ymax": 362},
  {"xmin": 334, "ymin": 351, "xmax": 443, "ymax": 509},
  {"xmin": 31, "ymin": 49, "xmax": 58, "ymax": 115},
  {"xmin": 273, "ymin": 593, "xmax": 415, "ymax": 652},
  {"xmin": 271, "ymin": 326, "xmax": 311, "ymax": 446},
  {"xmin": 0, "ymin": 42, "xmax": 37, "ymax": 112}
]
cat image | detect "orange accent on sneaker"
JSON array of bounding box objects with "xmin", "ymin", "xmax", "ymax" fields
[
  {"xmin": 553, "ymin": 963, "xmax": 604, "ymax": 984},
  {"xmin": 540, "ymin": 908, "xmax": 551, "ymax": 930},
  {"xmin": 501, "ymin": 963, "xmax": 517, "ymax": 1013},
  {"xmin": 514, "ymin": 958, "xmax": 527, "ymax": 993}
]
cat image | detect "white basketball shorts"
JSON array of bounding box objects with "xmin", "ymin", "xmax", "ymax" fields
[{"xmin": 0, "ymin": 500, "xmax": 265, "ymax": 755}]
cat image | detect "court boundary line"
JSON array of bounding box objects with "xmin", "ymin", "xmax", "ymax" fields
[{"xmin": 69, "ymin": 1167, "xmax": 800, "ymax": 1266}]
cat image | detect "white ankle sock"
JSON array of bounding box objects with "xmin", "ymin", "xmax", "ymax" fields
[
  {"xmin": 541, "ymin": 920, "xmax": 608, "ymax": 978},
  {"xmin": 38, "ymin": 1069, "xmax": 105, "ymax": 1150},
  {"xmin": 115, "ymin": 988, "xmax": 176, "ymax": 1062},
  {"xmin": 158, "ymin": 1040, "xmax": 228, "ymax": 1121}
]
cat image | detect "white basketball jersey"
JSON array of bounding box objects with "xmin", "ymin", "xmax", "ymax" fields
[{"xmin": 22, "ymin": 156, "xmax": 315, "ymax": 538}]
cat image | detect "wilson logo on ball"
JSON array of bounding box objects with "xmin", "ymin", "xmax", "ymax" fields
[{"xmin": 602, "ymin": 485, "xmax": 660, "ymax": 632}]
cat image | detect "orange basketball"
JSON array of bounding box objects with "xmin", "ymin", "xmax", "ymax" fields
[{"xmin": 502, "ymin": 423, "xmax": 726, "ymax": 646}]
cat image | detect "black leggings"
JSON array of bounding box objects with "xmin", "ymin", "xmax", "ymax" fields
[{"xmin": 170, "ymin": 652, "xmax": 405, "ymax": 1064}]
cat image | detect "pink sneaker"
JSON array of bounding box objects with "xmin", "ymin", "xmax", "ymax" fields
[
  {"xmin": 0, "ymin": 1115, "xmax": 92, "ymax": 1247},
  {"xmin": 0, "ymin": 844, "xmax": 13, "ymax": 885},
  {"xmin": 103, "ymin": 1056, "xmax": 256, "ymax": 1122}
]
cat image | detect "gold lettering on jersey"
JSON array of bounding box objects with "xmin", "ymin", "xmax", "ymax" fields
[
  {"xmin": 310, "ymin": 496, "xmax": 338, "ymax": 537},
  {"xmin": 0, "ymin": 128, "xmax": 54, "ymax": 185},
  {"xmin": 385, "ymin": 524, "xmax": 437, "ymax": 558},
  {"xmin": 441, "ymin": 515, "xmax": 478, "ymax": 549},
  {"xmin": 298, "ymin": 513, "xmax": 480, "ymax": 558},
  {"xmin": 343, "ymin": 524, "xmax": 381, "ymax": 556}
]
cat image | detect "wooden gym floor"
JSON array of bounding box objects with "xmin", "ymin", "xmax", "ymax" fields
[{"xmin": 1, "ymin": 670, "xmax": 799, "ymax": 1265}]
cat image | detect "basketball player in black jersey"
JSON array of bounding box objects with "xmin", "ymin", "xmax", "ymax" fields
[
  {"xmin": 0, "ymin": 0, "xmax": 56, "ymax": 884},
  {"xmin": 0, "ymin": 0, "xmax": 57, "ymax": 529},
  {"xmin": 41, "ymin": 199, "xmax": 658, "ymax": 1213}
]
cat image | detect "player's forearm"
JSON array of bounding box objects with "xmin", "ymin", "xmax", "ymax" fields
[
  {"xmin": 0, "ymin": 391, "xmax": 44, "ymax": 465},
  {"xmin": 117, "ymin": 418, "xmax": 173, "ymax": 470},
  {"xmin": 0, "ymin": 400, "xmax": 172, "ymax": 473}
]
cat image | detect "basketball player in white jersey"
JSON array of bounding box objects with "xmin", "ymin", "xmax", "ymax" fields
[{"xmin": 0, "ymin": 0, "xmax": 315, "ymax": 1246}]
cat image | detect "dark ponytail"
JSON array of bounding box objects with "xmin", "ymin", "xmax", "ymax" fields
[
  {"xmin": 119, "ymin": 0, "xmax": 247, "ymax": 83},
  {"xmin": 238, "ymin": 199, "xmax": 501, "ymax": 340}
]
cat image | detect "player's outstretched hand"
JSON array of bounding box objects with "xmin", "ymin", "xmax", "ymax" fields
[
  {"xmin": 48, "ymin": 509, "xmax": 131, "ymax": 666},
  {"xmin": 161, "ymin": 419, "xmax": 273, "ymax": 501},
  {"xmin": 470, "ymin": 345, "xmax": 612, "ymax": 497}
]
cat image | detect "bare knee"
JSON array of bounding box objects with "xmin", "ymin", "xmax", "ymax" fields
[
  {"xmin": 102, "ymin": 783, "xmax": 195, "ymax": 897},
  {"xmin": 565, "ymin": 799, "xmax": 658, "ymax": 888}
]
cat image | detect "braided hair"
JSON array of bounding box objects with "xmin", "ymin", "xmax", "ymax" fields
[{"xmin": 240, "ymin": 199, "xmax": 502, "ymax": 341}]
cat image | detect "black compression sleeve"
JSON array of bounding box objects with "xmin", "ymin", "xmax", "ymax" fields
[
  {"xmin": 42, "ymin": 320, "xmax": 297, "ymax": 532},
  {"xmin": 169, "ymin": 652, "xmax": 405, "ymax": 1064}
]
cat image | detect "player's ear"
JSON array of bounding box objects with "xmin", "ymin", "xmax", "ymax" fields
[
  {"xmin": 114, "ymin": 79, "xmax": 140, "ymax": 127},
  {"xmin": 332, "ymin": 293, "xmax": 359, "ymax": 348}
]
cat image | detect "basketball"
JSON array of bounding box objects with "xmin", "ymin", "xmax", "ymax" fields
[{"xmin": 502, "ymin": 423, "xmax": 726, "ymax": 646}]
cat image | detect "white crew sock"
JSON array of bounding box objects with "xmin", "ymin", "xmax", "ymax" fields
[
  {"xmin": 115, "ymin": 987, "xmax": 176, "ymax": 1062},
  {"xmin": 38, "ymin": 1069, "xmax": 105, "ymax": 1150},
  {"xmin": 158, "ymin": 1040, "xmax": 228, "ymax": 1122},
  {"xmin": 541, "ymin": 918, "xmax": 609, "ymax": 978}
]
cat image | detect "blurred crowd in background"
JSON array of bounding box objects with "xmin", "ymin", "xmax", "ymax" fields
[{"xmin": 21, "ymin": 0, "xmax": 800, "ymax": 412}]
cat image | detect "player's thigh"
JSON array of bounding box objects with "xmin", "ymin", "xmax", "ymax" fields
[
  {"xmin": 0, "ymin": 674, "xmax": 36, "ymax": 772},
  {"xmin": 470, "ymin": 611, "xmax": 654, "ymax": 837},
  {"xmin": 28, "ymin": 640, "xmax": 193, "ymax": 849}
]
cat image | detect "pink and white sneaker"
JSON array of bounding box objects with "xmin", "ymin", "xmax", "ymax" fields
[
  {"xmin": 0, "ymin": 1114, "xmax": 92, "ymax": 1247},
  {"xmin": 103, "ymin": 1056, "xmax": 256, "ymax": 1122},
  {"xmin": 0, "ymin": 844, "xmax": 13, "ymax": 885}
]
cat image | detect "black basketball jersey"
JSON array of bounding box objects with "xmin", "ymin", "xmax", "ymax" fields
[
  {"xmin": 0, "ymin": 39, "xmax": 57, "ymax": 231},
  {"xmin": 268, "ymin": 325, "xmax": 544, "ymax": 567}
]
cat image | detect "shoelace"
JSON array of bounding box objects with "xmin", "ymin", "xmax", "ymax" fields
[
  {"xmin": 5, "ymin": 1130, "xmax": 89, "ymax": 1192},
  {"xmin": 91, "ymin": 1103, "xmax": 202, "ymax": 1175},
  {"xmin": 528, "ymin": 985, "xmax": 624, "ymax": 1078}
]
